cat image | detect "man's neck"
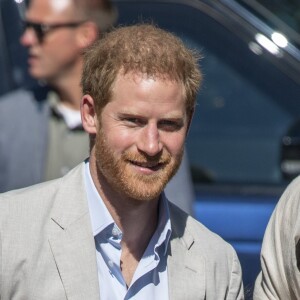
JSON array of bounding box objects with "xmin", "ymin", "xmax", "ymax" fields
[
  {"xmin": 89, "ymin": 155, "xmax": 159, "ymax": 285},
  {"xmin": 48, "ymin": 62, "xmax": 83, "ymax": 111},
  {"xmin": 107, "ymin": 198, "xmax": 159, "ymax": 287},
  {"xmin": 92, "ymin": 163, "xmax": 159, "ymax": 241}
]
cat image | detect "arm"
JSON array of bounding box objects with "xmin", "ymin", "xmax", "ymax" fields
[{"xmin": 254, "ymin": 176, "xmax": 300, "ymax": 299}]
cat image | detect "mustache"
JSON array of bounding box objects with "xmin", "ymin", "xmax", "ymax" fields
[{"xmin": 122, "ymin": 150, "xmax": 171, "ymax": 165}]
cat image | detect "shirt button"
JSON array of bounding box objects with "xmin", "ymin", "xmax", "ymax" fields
[{"xmin": 112, "ymin": 226, "xmax": 121, "ymax": 238}]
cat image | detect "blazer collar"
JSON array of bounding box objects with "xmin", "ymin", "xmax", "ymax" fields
[
  {"xmin": 167, "ymin": 203, "xmax": 206, "ymax": 300},
  {"xmin": 48, "ymin": 163, "xmax": 100, "ymax": 300}
]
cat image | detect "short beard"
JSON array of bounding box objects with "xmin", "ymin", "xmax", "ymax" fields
[{"xmin": 95, "ymin": 129, "xmax": 183, "ymax": 202}]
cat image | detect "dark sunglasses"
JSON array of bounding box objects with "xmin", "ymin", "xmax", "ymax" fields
[{"xmin": 22, "ymin": 20, "xmax": 85, "ymax": 42}]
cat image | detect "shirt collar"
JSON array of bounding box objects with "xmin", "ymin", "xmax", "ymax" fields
[
  {"xmin": 84, "ymin": 160, "xmax": 115, "ymax": 236},
  {"xmin": 84, "ymin": 160, "xmax": 172, "ymax": 255},
  {"xmin": 48, "ymin": 91, "xmax": 83, "ymax": 130},
  {"xmin": 153, "ymin": 192, "xmax": 172, "ymax": 256}
]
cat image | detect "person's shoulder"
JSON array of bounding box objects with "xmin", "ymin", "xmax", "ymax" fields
[
  {"xmin": 169, "ymin": 202, "xmax": 243, "ymax": 298},
  {"xmin": 0, "ymin": 87, "xmax": 30, "ymax": 104},
  {"xmin": 0, "ymin": 163, "xmax": 85, "ymax": 230},
  {"xmin": 0, "ymin": 85, "xmax": 49, "ymax": 108},
  {"xmin": 0, "ymin": 85, "xmax": 50, "ymax": 126},
  {"xmin": 271, "ymin": 175, "xmax": 300, "ymax": 220},
  {"xmin": 169, "ymin": 202, "xmax": 236, "ymax": 255},
  {"xmin": 0, "ymin": 163, "xmax": 84, "ymax": 208},
  {"xmin": 266, "ymin": 175, "xmax": 300, "ymax": 234},
  {"xmin": 0, "ymin": 177, "xmax": 62, "ymax": 209},
  {"xmin": 280, "ymin": 175, "xmax": 300, "ymax": 205},
  {"xmin": 0, "ymin": 178, "xmax": 63, "ymax": 231}
]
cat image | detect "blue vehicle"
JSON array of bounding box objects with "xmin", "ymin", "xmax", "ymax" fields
[{"xmin": 1, "ymin": 0, "xmax": 300, "ymax": 297}]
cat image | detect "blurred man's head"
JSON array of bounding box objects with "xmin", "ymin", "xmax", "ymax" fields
[{"xmin": 20, "ymin": 0, "xmax": 117, "ymax": 84}]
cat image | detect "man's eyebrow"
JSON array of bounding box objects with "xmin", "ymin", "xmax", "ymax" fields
[
  {"xmin": 117, "ymin": 112, "xmax": 185, "ymax": 120},
  {"xmin": 117, "ymin": 111, "xmax": 143, "ymax": 117}
]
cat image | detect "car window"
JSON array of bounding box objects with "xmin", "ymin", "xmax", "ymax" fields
[
  {"xmin": 235, "ymin": 0, "xmax": 300, "ymax": 48},
  {"xmin": 187, "ymin": 42, "xmax": 291, "ymax": 185},
  {"xmin": 238, "ymin": 0, "xmax": 300, "ymax": 32}
]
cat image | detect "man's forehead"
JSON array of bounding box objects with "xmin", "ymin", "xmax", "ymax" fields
[
  {"xmin": 115, "ymin": 70, "xmax": 179, "ymax": 85},
  {"xmin": 50, "ymin": 0, "xmax": 72, "ymax": 13},
  {"xmin": 27, "ymin": 0, "xmax": 74, "ymax": 17}
]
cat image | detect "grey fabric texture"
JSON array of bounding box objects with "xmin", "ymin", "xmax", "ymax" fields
[{"xmin": 254, "ymin": 176, "xmax": 300, "ymax": 300}]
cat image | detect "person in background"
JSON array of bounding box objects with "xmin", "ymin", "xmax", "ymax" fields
[
  {"xmin": 0, "ymin": 0, "xmax": 195, "ymax": 214},
  {"xmin": 254, "ymin": 175, "xmax": 300, "ymax": 299},
  {"xmin": 0, "ymin": 23, "xmax": 243, "ymax": 300}
]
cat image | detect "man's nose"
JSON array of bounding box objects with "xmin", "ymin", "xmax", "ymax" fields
[
  {"xmin": 20, "ymin": 27, "xmax": 38, "ymax": 47},
  {"xmin": 137, "ymin": 124, "xmax": 163, "ymax": 156}
]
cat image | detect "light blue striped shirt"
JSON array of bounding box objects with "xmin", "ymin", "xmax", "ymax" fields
[{"xmin": 84, "ymin": 161, "xmax": 171, "ymax": 299}]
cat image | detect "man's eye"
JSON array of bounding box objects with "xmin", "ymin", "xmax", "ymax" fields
[
  {"xmin": 124, "ymin": 118, "xmax": 144, "ymax": 126},
  {"xmin": 159, "ymin": 120, "xmax": 183, "ymax": 131}
]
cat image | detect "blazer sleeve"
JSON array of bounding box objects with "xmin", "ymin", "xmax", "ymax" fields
[
  {"xmin": 0, "ymin": 218, "xmax": 2, "ymax": 299},
  {"xmin": 227, "ymin": 246, "xmax": 244, "ymax": 300},
  {"xmin": 254, "ymin": 176, "xmax": 300, "ymax": 300}
]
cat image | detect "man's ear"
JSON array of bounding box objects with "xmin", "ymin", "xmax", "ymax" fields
[
  {"xmin": 77, "ymin": 21, "xmax": 99, "ymax": 49},
  {"xmin": 81, "ymin": 94, "xmax": 98, "ymax": 134}
]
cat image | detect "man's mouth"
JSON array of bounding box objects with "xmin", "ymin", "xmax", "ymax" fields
[
  {"xmin": 128, "ymin": 160, "xmax": 166, "ymax": 171},
  {"xmin": 28, "ymin": 54, "xmax": 39, "ymax": 64}
]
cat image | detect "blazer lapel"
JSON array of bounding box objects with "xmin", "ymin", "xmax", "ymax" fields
[
  {"xmin": 168, "ymin": 204, "xmax": 206, "ymax": 300},
  {"xmin": 48, "ymin": 164, "xmax": 100, "ymax": 300}
]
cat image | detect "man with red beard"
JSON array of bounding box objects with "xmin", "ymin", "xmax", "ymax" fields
[{"xmin": 0, "ymin": 24, "xmax": 244, "ymax": 299}]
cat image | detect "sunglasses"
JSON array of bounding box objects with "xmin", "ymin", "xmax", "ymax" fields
[{"xmin": 22, "ymin": 20, "xmax": 85, "ymax": 42}]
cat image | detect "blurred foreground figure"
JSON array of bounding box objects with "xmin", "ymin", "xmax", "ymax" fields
[
  {"xmin": 0, "ymin": 24, "xmax": 244, "ymax": 299},
  {"xmin": 254, "ymin": 176, "xmax": 300, "ymax": 299}
]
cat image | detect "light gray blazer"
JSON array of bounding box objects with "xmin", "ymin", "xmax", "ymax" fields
[
  {"xmin": 254, "ymin": 176, "xmax": 300, "ymax": 300},
  {"xmin": 0, "ymin": 163, "xmax": 243, "ymax": 299}
]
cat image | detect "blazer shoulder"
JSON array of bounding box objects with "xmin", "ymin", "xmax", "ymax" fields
[
  {"xmin": 0, "ymin": 163, "xmax": 85, "ymax": 225},
  {"xmin": 169, "ymin": 201, "xmax": 236, "ymax": 255},
  {"xmin": 0, "ymin": 178, "xmax": 62, "ymax": 213},
  {"xmin": 168, "ymin": 202, "xmax": 243, "ymax": 299},
  {"xmin": 0, "ymin": 86, "xmax": 49, "ymax": 112},
  {"xmin": 276, "ymin": 174, "xmax": 300, "ymax": 209}
]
